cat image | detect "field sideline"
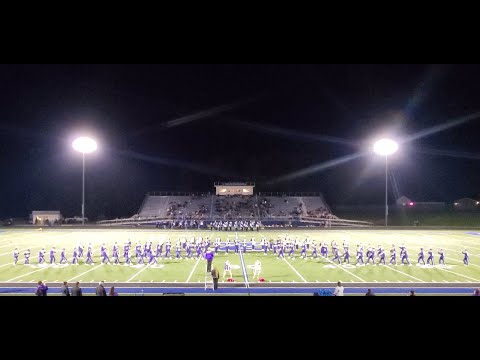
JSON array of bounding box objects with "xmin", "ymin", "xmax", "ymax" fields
[{"xmin": 0, "ymin": 228, "xmax": 479, "ymax": 295}]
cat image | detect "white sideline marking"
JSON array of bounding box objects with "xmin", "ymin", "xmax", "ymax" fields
[
  {"xmin": 7, "ymin": 265, "xmax": 50, "ymax": 282},
  {"xmin": 282, "ymin": 258, "xmax": 307, "ymax": 282},
  {"xmin": 68, "ymin": 264, "xmax": 103, "ymax": 282},
  {"xmin": 435, "ymin": 267, "xmax": 480, "ymax": 282},
  {"xmin": 382, "ymin": 264, "xmax": 426, "ymax": 282},
  {"xmin": 186, "ymin": 257, "xmax": 201, "ymax": 282}
]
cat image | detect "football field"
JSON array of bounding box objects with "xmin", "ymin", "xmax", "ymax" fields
[{"xmin": 0, "ymin": 228, "xmax": 479, "ymax": 295}]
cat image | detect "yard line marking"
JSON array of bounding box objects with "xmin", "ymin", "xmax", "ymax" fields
[
  {"xmin": 382, "ymin": 264, "xmax": 426, "ymax": 282},
  {"xmin": 127, "ymin": 265, "xmax": 151, "ymax": 282},
  {"xmin": 448, "ymin": 233, "xmax": 480, "ymax": 246},
  {"xmin": 420, "ymin": 236, "xmax": 480, "ymax": 257},
  {"xmin": 0, "ymin": 254, "xmax": 40, "ymax": 268},
  {"xmin": 443, "ymin": 280, "xmax": 448, "ymax": 283},
  {"xmin": 0, "ymin": 243, "xmax": 38, "ymax": 252},
  {"xmin": 435, "ymin": 267, "xmax": 480, "ymax": 282},
  {"xmin": 440, "ymin": 257, "xmax": 480, "ymax": 268},
  {"xmin": 325, "ymin": 257, "xmax": 367, "ymax": 282},
  {"xmin": 282, "ymin": 258, "xmax": 307, "ymax": 282},
  {"xmin": 425, "ymin": 238, "xmax": 480, "ymax": 253},
  {"xmin": 7, "ymin": 265, "xmax": 51, "ymax": 282},
  {"xmin": 186, "ymin": 257, "xmax": 201, "ymax": 282},
  {"xmin": 238, "ymin": 235, "xmax": 250, "ymax": 288},
  {"xmin": 68, "ymin": 264, "xmax": 103, "ymax": 282}
]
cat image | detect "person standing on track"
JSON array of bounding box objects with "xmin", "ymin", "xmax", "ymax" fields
[
  {"xmin": 71, "ymin": 282, "xmax": 82, "ymax": 296},
  {"xmin": 211, "ymin": 266, "xmax": 220, "ymax": 290},
  {"xmin": 333, "ymin": 281, "xmax": 344, "ymax": 296}
]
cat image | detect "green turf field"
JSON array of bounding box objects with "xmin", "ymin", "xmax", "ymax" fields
[{"xmin": 0, "ymin": 228, "xmax": 479, "ymax": 285}]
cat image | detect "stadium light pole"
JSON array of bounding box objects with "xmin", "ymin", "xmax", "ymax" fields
[
  {"xmin": 72, "ymin": 137, "xmax": 97, "ymax": 225},
  {"xmin": 373, "ymin": 139, "xmax": 399, "ymax": 227}
]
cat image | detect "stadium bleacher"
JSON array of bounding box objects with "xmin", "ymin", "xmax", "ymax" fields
[{"xmin": 98, "ymin": 189, "xmax": 371, "ymax": 227}]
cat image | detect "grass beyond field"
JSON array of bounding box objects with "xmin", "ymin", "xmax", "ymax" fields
[{"xmin": 0, "ymin": 228, "xmax": 479, "ymax": 287}]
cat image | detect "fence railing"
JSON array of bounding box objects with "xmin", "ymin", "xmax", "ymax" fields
[
  {"xmin": 257, "ymin": 192, "xmax": 325, "ymax": 197},
  {"xmin": 146, "ymin": 192, "xmax": 211, "ymax": 197},
  {"xmin": 97, "ymin": 215, "xmax": 373, "ymax": 227}
]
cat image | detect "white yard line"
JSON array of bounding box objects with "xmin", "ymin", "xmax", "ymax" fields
[
  {"xmin": 420, "ymin": 235, "xmax": 480, "ymax": 253},
  {"xmin": 382, "ymin": 265, "xmax": 426, "ymax": 282},
  {"xmin": 67, "ymin": 264, "xmax": 104, "ymax": 282},
  {"xmin": 282, "ymin": 258, "xmax": 307, "ymax": 282},
  {"xmin": 435, "ymin": 267, "xmax": 480, "ymax": 282},
  {"xmin": 439, "ymin": 257, "xmax": 480, "ymax": 268},
  {"xmin": 416, "ymin": 233, "xmax": 480, "ymax": 255},
  {"xmin": 127, "ymin": 264, "xmax": 151, "ymax": 282},
  {"xmin": 7, "ymin": 266, "xmax": 51, "ymax": 282},
  {"xmin": 418, "ymin": 240, "xmax": 479, "ymax": 266},
  {"xmin": 0, "ymin": 255, "xmax": 39, "ymax": 268},
  {"xmin": 325, "ymin": 257, "xmax": 367, "ymax": 282},
  {"xmin": 0, "ymin": 245, "xmax": 43, "ymax": 257},
  {"xmin": 186, "ymin": 257, "xmax": 201, "ymax": 282}
]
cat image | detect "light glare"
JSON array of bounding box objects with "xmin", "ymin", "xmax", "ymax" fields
[
  {"xmin": 373, "ymin": 138, "xmax": 399, "ymax": 156},
  {"xmin": 72, "ymin": 137, "xmax": 97, "ymax": 154}
]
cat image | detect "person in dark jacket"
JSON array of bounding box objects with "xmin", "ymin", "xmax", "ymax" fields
[
  {"xmin": 211, "ymin": 266, "xmax": 219, "ymax": 290},
  {"xmin": 61, "ymin": 281, "xmax": 70, "ymax": 296},
  {"xmin": 36, "ymin": 280, "xmax": 48, "ymax": 296},
  {"xmin": 71, "ymin": 282, "xmax": 82, "ymax": 296},
  {"xmin": 96, "ymin": 281, "xmax": 107, "ymax": 296},
  {"xmin": 365, "ymin": 288, "xmax": 375, "ymax": 296},
  {"xmin": 109, "ymin": 286, "xmax": 118, "ymax": 296}
]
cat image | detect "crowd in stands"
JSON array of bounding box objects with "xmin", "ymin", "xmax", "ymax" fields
[
  {"xmin": 306, "ymin": 206, "xmax": 335, "ymax": 219},
  {"xmin": 214, "ymin": 195, "xmax": 256, "ymax": 219},
  {"xmin": 127, "ymin": 193, "xmax": 336, "ymax": 228},
  {"xmin": 166, "ymin": 200, "xmax": 209, "ymax": 220}
]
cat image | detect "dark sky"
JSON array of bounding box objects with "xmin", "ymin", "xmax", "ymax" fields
[{"xmin": 1, "ymin": 64, "xmax": 479, "ymax": 219}]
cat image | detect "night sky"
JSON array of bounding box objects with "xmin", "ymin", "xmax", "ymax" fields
[{"xmin": 1, "ymin": 64, "xmax": 479, "ymax": 220}]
